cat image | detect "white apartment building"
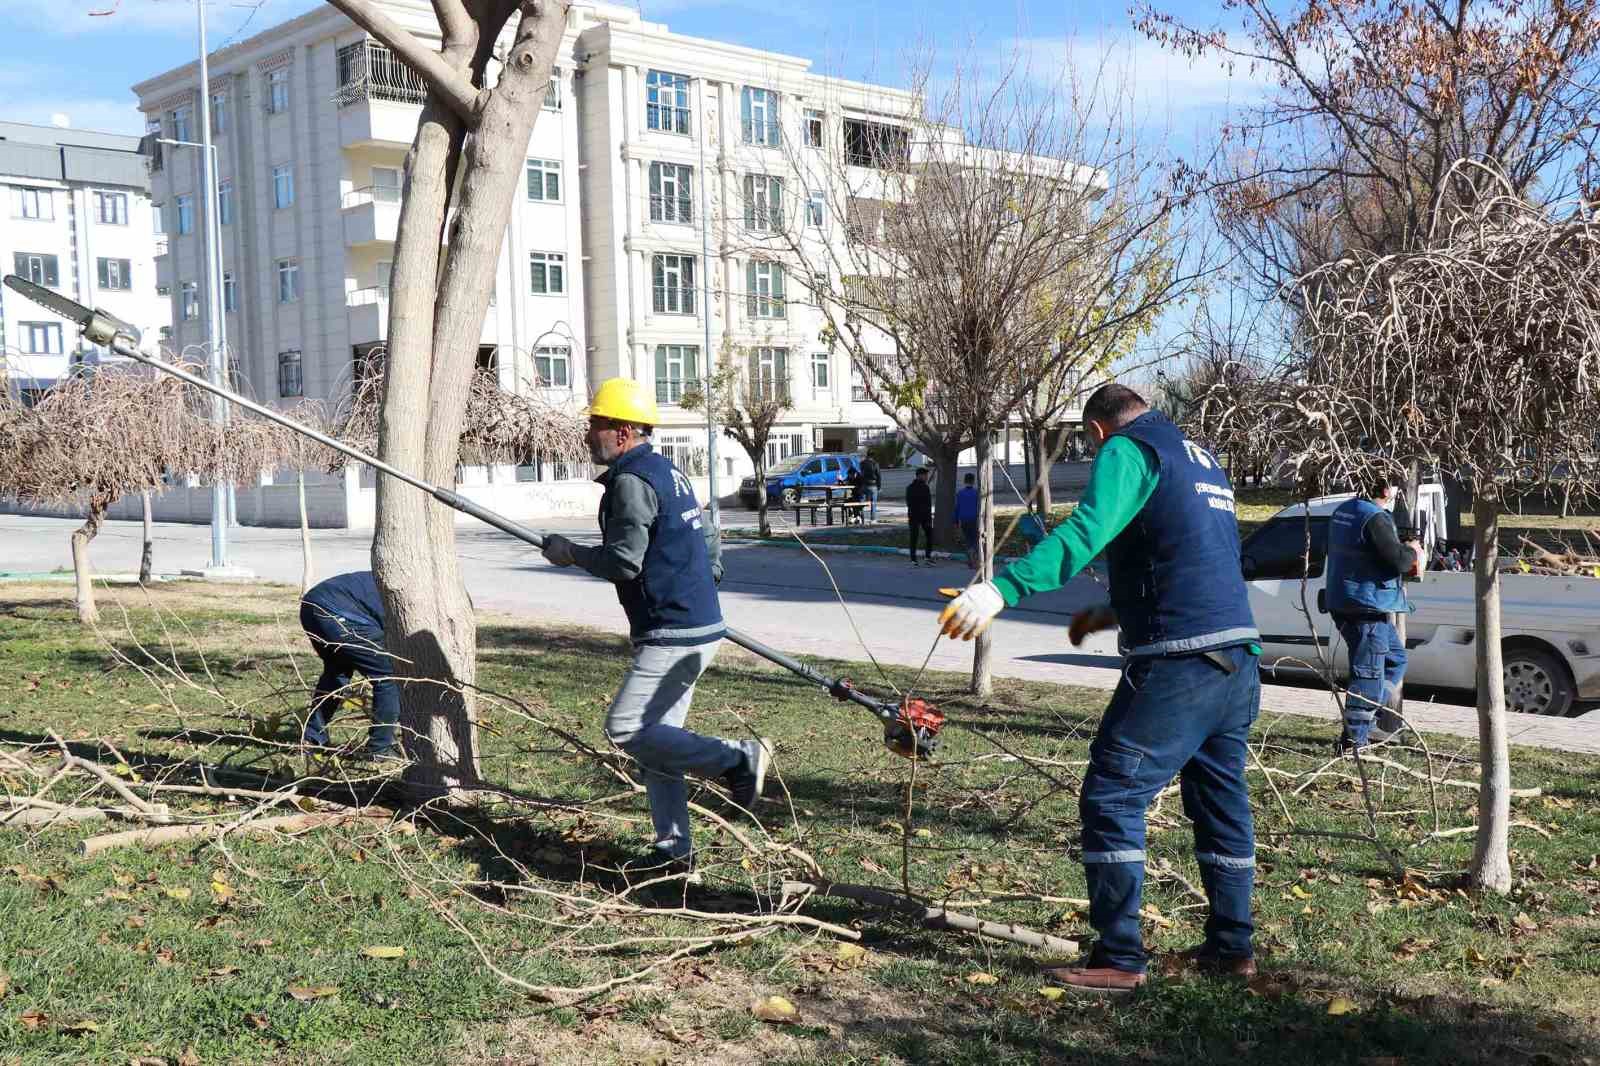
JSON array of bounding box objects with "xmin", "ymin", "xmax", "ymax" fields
[
  {"xmin": 0, "ymin": 120, "xmax": 170, "ymax": 405},
  {"xmin": 124, "ymin": 1, "xmax": 1087, "ymax": 526}
]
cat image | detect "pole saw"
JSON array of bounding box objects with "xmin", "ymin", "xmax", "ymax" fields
[{"xmin": 3, "ymin": 275, "xmax": 943, "ymax": 759}]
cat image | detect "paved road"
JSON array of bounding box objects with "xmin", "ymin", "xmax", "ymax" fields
[{"xmin": 4, "ymin": 512, "xmax": 1596, "ymax": 754}]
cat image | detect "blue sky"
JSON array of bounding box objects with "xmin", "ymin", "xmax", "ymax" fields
[{"xmin": 0, "ymin": 0, "xmax": 1261, "ymax": 141}]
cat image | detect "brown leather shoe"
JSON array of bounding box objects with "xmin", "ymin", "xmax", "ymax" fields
[
  {"xmin": 1040, "ymin": 961, "xmax": 1147, "ymax": 994},
  {"xmin": 1169, "ymin": 945, "xmax": 1256, "ymax": 979}
]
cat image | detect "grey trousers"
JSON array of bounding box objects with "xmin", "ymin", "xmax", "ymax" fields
[{"xmin": 604, "ymin": 641, "xmax": 741, "ymax": 859}]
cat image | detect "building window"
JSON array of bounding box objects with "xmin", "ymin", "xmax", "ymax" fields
[
  {"xmin": 749, "ymin": 346, "xmax": 789, "ymax": 402},
  {"xmin": 743, "ymin": 174, "xmax": 784, "ymax": 232},
  {"xmin": 95, "ymin": 191, "xmax": 129, "ymax": 225},
  {"xmin": 272, "ymin": 164, "xmax": 294, "ymax": 209},
  {"xmin": 646, "ymin": 69, "xmax": 691, "ymax": 135},
  {"xmin": 652, "ymin": 253, "xmax": 696, "ymax": 314},
  {"xmin": 804, "ymin": 108, "xmax": 824, "ymax": 148},
  {"xmin": 277, "ymin": 350, "xmax": 303, "ymax": 397},
  {"xmin": 811, "ymin": 351, "xmax": 830, "ymax": 389},
  {"xmin": 217, "ymin": 180, "xmax": 233, "ymax": 225},
  {"xmin": 371, "ymin": 166, "xmax": 401, "ymax": 200},
  {"xmin": 746, "ymin": 260, "xmax": 786, "ymax": 319},
  {"xmin": 19, "ymin": 322, "xmax": 63, "ymax": 355},
  {"xmin": 171, "ymin": 105, "xmax": 193, "ymax": 142},
  {"xmin": 544, "ymin": 73, "xmax": 562, "ymax": 111},
  {"xmin": 266, "ymin": 67, "xmax": 290, "ymax": 113},
  {"xmin": 741, "ymin": 86, "xmax": 780, "ymax": 146},
  {"xmin": 525, "ymin": 158, "xmax": 561, "ymax": 202},
  {"xmin": 97, "ymin": 258, "xmax": 133, "ymax": 291},
  {"xmin": 851, "ymin": 362, "xmax": 867, "ymax": 401},
  {"xmin": 176, "ymin": 194, "xmax": 194, "ymax": 234},
  {"xmin": 277, "ymin": 258, "xmax": 300, "ymax": 303},
  {"xmin": 11, "ymin": 186, "xmax": 52, "ymax": 220},
  {"xmin": 223, "ymin": 271, "xmax": 237, "ymax": 312},
  {"xmin": 529, "ymin": 251, "xmax": 565, "ymax": 294},
  {"xmin": 812, "ymin": 270, "xmax": 829, "ymax": 301},
  {"xmin": 180, "ymin": 281, "xmax": 200, "ymax": 320},
  {"xmin": 806, "ymin": 190, "xmax": 825, "ymax": 228},
  {"xmin": 844, "ymin": 119, "xmax": 910, "ymax": 168},
  {"xmin": 649, "ymin": 162, "xmax": 693, "ymax": 224},
  {"xmin": 13, "ymin": 252, "xmax": 60, "ymax": 288},
  {"xmin": 533, "ymin": 345, "xmax": 570, "ymax": 387},
  {"xmin": 655, "ymin": 344, "xmax": 699, "ymax": 404},
  {"xmin": 152, "ymin": 202, "xmax": 165, "ymax": 234},
  {"xmin": 211, "ymin": 91, "xmax": 229, "ymax": 135}
]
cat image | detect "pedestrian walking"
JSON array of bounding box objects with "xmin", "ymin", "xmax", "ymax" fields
[
  {"xmin": 955, "ymin": 472, "xmax": 980, "ymax": 568},
  {"xmin": 859, "ymin": 453, "xmax": 882, "ymax": 521},
  {"xmin": 906, "ymin": 467, "xmax": 935, "ymax": 566}
]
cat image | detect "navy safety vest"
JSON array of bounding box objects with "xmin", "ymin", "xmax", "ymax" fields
[
  {"xmin": 601, "ymin": 444, "xmax": 725, "ymax": 647},
  {"xmin": 1104, "ymin": 411, "xmax": 1259, "ymax": 657},
  {"xmin": 1325, "ymin": 496, "xmax": 1407, "ymax": 617}
]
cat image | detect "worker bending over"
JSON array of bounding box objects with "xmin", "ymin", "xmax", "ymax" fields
[
  {"xmin": 299, "ymin": 570, "xmax": 401, "ymax": 760},
  {"xmin": 542, "ymin": 378, "xmax": 770, "ymax": 884},
  {"xmin": 940, "ymin": 383, "xmax": 1261, "ymax": 993}
]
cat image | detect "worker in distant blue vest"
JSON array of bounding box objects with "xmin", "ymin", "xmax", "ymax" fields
[
  {"xmin": 541, "ymin": 377, "xmax": 770, "ymax": 888},
  {"xmin": 939, "ymin": 383, "xmax": 1261, "ymax": 994},
  {"xmin": 300, "ymin": 571, "xmax": 400, "ymax": 758},
  {"xmin": 1324, "ymin": 483, "xmax": 1423, "ymax": 750}
]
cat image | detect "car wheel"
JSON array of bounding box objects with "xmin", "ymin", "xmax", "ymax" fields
[
  {"xmin": 780, "ymin": 487, "xmax": 799, "ymax": 507},
  {"xmin": 1502, "ymin": 644, "xmax": 1577, "ymax": 717}
]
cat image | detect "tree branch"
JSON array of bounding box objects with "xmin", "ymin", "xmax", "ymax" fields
[{"xmin": 324, "ymin": 0, "xmax": 484, "ymax": 122}]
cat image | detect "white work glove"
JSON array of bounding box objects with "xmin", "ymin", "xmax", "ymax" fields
[
  {"xmin": 542, "ymin": 534, "xmax": 577, "ymax": 568},
  {"xmin": 1068, "ymin": 606, "xmax": 1118, "ymax": 646},
  {"xmin": 938, "ymin": 581, "xmax": 1005, "ymax": 641}
]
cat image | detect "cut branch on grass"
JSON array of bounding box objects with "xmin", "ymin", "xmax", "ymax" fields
[{"xmin": 781, "ymin": 879, "xmax": 1081, "ymax": 956}]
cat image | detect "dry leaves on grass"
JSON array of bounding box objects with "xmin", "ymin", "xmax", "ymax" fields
[{"xmin": 751, "ymin": 995, "xmax": 799, "ymax": 1024}]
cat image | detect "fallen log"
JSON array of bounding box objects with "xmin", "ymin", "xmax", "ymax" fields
[{"xmin": 79, "ymin": 809, "xmax": 389, "ymax": 857}]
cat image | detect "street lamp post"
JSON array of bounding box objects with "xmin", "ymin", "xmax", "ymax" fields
[{"xmin": 696, "ymin": 78, "xmax": 720, "ymax": 524}]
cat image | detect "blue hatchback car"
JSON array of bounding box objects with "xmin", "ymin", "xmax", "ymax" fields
[{"xmin": 739, "ymin": 452, "xmax": 862, "ymax": 508}]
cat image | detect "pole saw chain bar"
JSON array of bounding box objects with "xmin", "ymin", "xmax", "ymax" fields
[{"xmin": 0, "ymin": 275, "xmax": 946, "ymax": 764}]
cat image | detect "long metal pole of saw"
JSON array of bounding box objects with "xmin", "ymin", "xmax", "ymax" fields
[{"xmin": 105, "ymin": 335, "xmax": 899, "ymax": 726}]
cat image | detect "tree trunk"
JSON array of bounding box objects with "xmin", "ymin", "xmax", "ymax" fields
[
  {"xmin": 138, "ymin": 491, "xmax": 154, "ymax": 586},
  {"xmin": 298, "ymin": 469, "xmax": 314, "ymax": 595},
  {"xmin": 71, "ymin": 494, "xmax": 109, "ymax": 625},
  {"xmin": 369, "ymin": 5, "xmax": 567, "ymax": 798},
  {"xmin": 971, "ymin": 432, "xmax": 994, "ymax": 697},
  {"xmin": 932, "ymin": 448, "xmax": 959, "ymax": 547},
  {"xmin": 1469, "ymin": 493, "xmax": 1512, "ymax": 895},
  {"xmin": 1033, "ymin": 425, "xmax": 1054, "ymax": 515},
  {"xmin": 755, "ymin": 451, "xmax": 771, "ymax": 538}
]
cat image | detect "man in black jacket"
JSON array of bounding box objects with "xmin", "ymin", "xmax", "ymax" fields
[
  {"xmin": 859, "ymin": 455, "xmax": 882, "ymax": 521},
  {"xmin": 906, "ymin": 467, "xmax": 934, "ymax": 566},
  {"xmin": 300, "ymin": 571, "xmax": 400, "ymax": 758}
]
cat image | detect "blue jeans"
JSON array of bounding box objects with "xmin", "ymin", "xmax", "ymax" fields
[
  {"xmin": 1080, "ymin": 645, "xmax": 1260, "ymax": 972},
  {"xmin": 1337, "ymin": 619, "xmax": 1406, "ymax": 745},
  {"xmin": 605, "ymin": 641, "xmax": 743, "ymax": 859},
  {"xmin": 300, "ymin": 603, "xmax": 400, "ymax": 751},
  {"xmin": 865, "ymin": 486, "xmax": 879, "ymax": 521}
]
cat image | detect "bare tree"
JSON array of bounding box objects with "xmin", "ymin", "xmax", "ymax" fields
[
  {"xmin": 1200, "ymin": 183, "xmax": 1600, "ymax": 894},
  {"xmin": 320, "ymin": 0, "xmax": 569, "ymax": 795},
  {"xmin": 278, "ymin": 399, "xmax": 342, "ymax": 595},
  {"xmin": 768, "ymin": 51, "xmax": 1205, "ymax": 694},
  {"xmin": 1135, "ymin": 0, "xmax": 1600, "ymax": 300},
  {"xmin": 0, "ymin": 364, "xmax": 287, "ymax": 624},
  {"xmin": 682, "ymin": 341, "xmax": 795, "ymax": 537}
]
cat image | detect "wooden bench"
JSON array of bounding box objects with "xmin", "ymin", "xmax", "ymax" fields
[
  {"xmin": 828, "ymin": 501, "xmax": 871, "ymax": 526},
  {"xmin": 791, "ymin": 501, "xmax": 825, "ymax": 526}
]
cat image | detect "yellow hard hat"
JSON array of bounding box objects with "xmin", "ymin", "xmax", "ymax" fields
[{"xmin": 587, "ymin": 377, "xmax": 660, "ymax": 426}]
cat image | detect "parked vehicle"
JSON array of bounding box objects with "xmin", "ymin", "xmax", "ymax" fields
[
  {"xmin": 739, "ymin": 452, "xmax": 861, "ymax": 508},
  {"xmin": 1242, "ymin": 489, "xmax": 1600, "ymax": 717}
]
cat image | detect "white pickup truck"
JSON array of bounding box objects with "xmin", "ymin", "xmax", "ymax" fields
[{"xmin": 1240, "ymin": 489, "xmax": 1600, "ymax": 717}]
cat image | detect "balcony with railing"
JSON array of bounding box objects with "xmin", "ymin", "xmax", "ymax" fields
[
  {"xmin": 346, "ymin": 285, "xmax": 388, "ymax": 344},
  {"xmin": 335, "ymin": 40, "xmax": 427, "ymax": 148},
  {"xmin": 341, "ymin": 184, "xmax": 402, "ymax": 247}
]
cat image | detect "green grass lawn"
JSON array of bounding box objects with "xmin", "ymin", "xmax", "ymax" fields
[{"xmin": 2, "ymin": 581, "xmax": 1599, "ymax": 1065}]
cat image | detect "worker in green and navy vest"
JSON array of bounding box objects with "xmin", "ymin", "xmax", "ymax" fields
[
  {"xmin": 1324, "ymin": 483, "xmax": 1422, "ymax": 750},
  {"xmin": 939, "ymin": 383, "xmax": 1261, "ymax": 994},
  {"xmin": 541, "ymin": 378, "xmax": 770, "ymax": 889}
]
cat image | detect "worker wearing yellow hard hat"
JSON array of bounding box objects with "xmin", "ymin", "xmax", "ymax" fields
[{"xmin": 542, "ymin": 377, "xmax": 770, "ymax": 894}]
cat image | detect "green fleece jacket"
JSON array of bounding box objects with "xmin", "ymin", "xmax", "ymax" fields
[{"xmin": 992, "ymin": 435, "xmax": 1158, "ymax": 606}]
